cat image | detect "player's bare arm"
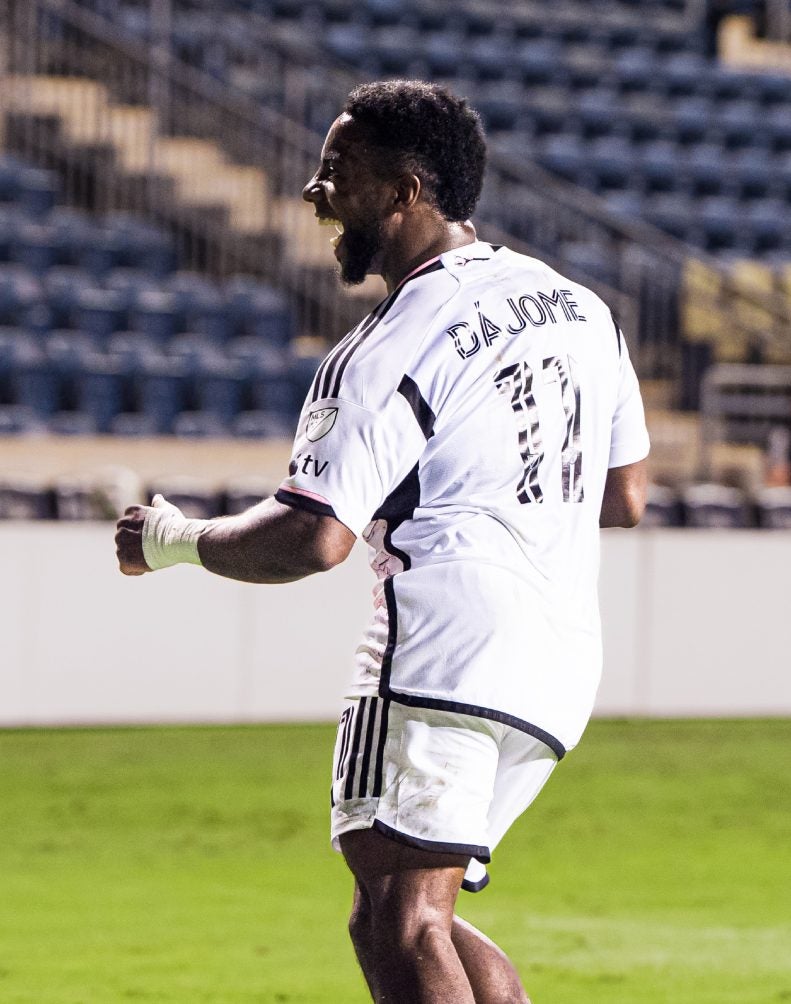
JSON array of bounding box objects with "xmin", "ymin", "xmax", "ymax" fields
[
  {"xmin": 599, "ymin": 458, "xmax": 648, "ymax": 528},
  {"xmin": 115, "ymin": 496, "xmax": 355, "ymax": 583}
]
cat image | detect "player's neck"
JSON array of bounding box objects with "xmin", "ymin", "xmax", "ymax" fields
[{"xmin": 382, "ymin": 220, "xmax": 477, "ymax": 293}]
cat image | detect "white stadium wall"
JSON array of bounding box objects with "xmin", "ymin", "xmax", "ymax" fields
[{"xmin": 1, "ymin": 524, "xmax": 790, "ymax": 727}]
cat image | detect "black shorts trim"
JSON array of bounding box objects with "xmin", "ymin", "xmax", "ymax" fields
[
  {"xmin": 275, "ymin": 488, "xmax": 337, "ymax": 521},
  {"xmin": 372, "ymin": 819, "xmax": 491, "ymax": 864},
  {"xmin": 461, "ymin": 873, "xmax": 491, "ymax": 894},
  {"xmin": 379, "ymin": 576, "xmax": 567, "ymax": 762}
]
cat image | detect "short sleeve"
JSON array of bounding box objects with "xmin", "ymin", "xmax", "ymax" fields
[
  {"xmin": 275, "ymin": 393, "xmax": 428, "ymax": 537},
  {"xmin": 608, "ymin": 331, "xmax": 650, "ymax": 469}
]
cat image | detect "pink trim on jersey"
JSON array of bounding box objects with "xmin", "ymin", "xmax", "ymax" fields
[
  {"xmin": 397, "ymin": 255, "xmax": 443, "ymax": 289},
  {"xmin": 278, "ymin": 484, "xmax": 332, "ymax": 506}
]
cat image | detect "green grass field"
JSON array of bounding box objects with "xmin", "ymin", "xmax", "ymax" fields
[{"xmin": 1, "ymin": 719, "xmax": 789, "ymax": 1003}]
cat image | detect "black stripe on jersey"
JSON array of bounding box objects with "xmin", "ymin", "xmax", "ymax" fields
[
  {"xmin": 372, "ymin": 463, "xmax": 421, "ymax": 572},
  {"xmin": 274, "ymin": 488, "xmax": 337, "ymax": 520},
  {"xmin": 343, "ymin": 697, "xmax": 368, "ymax": 800},
  {"xmin": 610, "ymin": 309, "xmax": 623, "ymax": 356},
  {"xmin": 310, "ymin": 319, "xmax": 365, "ymax": 404},
  {"xmin": 372, "ymin": 819, "xmax": 491, "ymax": 863},
  {"xmin": 318, "ymin": 289, "xmax": 398, "ymax": 403},
  {"xmin": 397, "ymin": 375, "xmax": 436, "ymax": 439},
  {"xmin": 371, "ymin": 699, "xmax": 390, "ymax": 798},
  {"xmin": 378, "ymin": 577, "xmax": 568, "ymax": 761},
  {"xmin": 336, "ymin": 706, "xmax": 355, "ymax": 781},
  {"xmin": 311, "ymin": 258, "xmax": 446, "ymax": 404}
]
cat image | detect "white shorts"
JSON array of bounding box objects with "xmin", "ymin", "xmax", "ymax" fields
[{"xmin": 330, "ymin": 697, "xmax": 558, "ymax": 892}]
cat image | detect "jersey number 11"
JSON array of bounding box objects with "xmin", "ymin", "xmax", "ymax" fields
[{"xmin": 494, "ymin": 355, "xmax": 584, "ymax": 504}]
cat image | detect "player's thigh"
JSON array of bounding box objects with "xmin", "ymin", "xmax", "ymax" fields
[
  {"xmin": 487, "ymin": 727, "xmax": 558, "ymax": 850},
  {"xmin": 341, "ymin": 827, "xmax": 468, "ymax": 927}
]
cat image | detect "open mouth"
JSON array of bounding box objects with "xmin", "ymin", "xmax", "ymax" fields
[{"xmin": 317, "ymin": 216, "xmax": 344, "ymax": 249}]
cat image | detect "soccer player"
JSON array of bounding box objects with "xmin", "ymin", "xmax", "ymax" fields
[{"xmin": 116, "ymin": 81, "xmax": 649, "ymax": 1003}]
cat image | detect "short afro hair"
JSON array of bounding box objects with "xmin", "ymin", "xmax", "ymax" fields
[{"xmin": 343, "ymin": 80, "xmax": 487, "ymax": 222}]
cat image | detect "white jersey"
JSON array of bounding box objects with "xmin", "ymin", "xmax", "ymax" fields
[{"xmin": 277, "ymin": 241, "xmax": 649, "ymax": 757}]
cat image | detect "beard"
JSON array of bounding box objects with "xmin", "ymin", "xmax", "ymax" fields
[{"xmin": 339, "ymin": 218, "xmax": 384, "ymax": 286}]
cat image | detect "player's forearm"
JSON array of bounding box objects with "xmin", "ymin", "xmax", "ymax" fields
[{"xmin": 197, "ymin": 499, "xmax": 345, "ymax": 583}]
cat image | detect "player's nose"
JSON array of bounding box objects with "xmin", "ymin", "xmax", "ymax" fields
[{"xmin": 302, "ymin": 175, "xmax": 321, "ymax": 204}]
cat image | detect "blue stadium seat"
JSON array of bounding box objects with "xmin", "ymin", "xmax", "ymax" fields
[
  {"xmin": 325, "ymin": 23, "xmax": 369, "ymax": 65},
  {"xmin": 727, "ymin": 148, "xmax": 779, "ymax": 201},
  {"xmin": 587, "ymin": 136, "xmax": 637, "ymax": 192},
  {"xmin": 131, "ymin": 289, "xmax": 183, "ymax": 342},
  {"xmin": 11, "ymin": 221, "xmax": 61, "ymax": 274},
  {"xmin": 9, "ymin": 336, "xmax": 62, "ymax": 416},
  {"xmin": 135, "ymin": 357, "xmax": 189, "ymax": 433},
  {"xmin": 513, "ymin": 39, "xmax": 564, "ymax": 87},
  {"xmin": 422, "ymin": 30, "xmax": 465, "ymax": 78},
  {"xmin": 0, "ymin": 265, "xmax": 41, "ymax": 326},
  {"xmin": 622, "ymin": 92, "xmax": 668, "ymax": 143},
  {"xmin": 468, "ymin": 35, "xmax": 514, "ymax": 81},
  {"xmin": 696, "ymin": 195, "xmax": 743, "ymax": 252},
  {"xmin": 226, "ymin": 281, "xmax": 291, "ymax": 345},
  {"xmin": 745, "ymin": 199, "xmax": 788, "ymax": 254},
  {"xmin": 659, "ymin": 52, "xmax": 708, "ymax": 98},
  {"xmin": 74, "ymin": 352, "xmax": 127, "ymax": 433},
  {"xmin": 45, "ymin": 330, "xmax": 100, "ymax": 384},
  {"xmin": 683, "ymin": 142, "xmax": 728, "ymax": 197},
  {"xmin": 43, "ymin": 266, "xmax": 92, "ymax": 329},
  {"xmin": 562, "ymin": 44, "xmax": 610, "ymax": 91},
  {"xmin": 765, "ymin": 105, "xmax": 791, "ymax": 153},
  {"xmin": 717, "ymin": 98, "xmax": 769, "ymax": 150},
  {"xmin": 635, "ymin": 140, "xmax": 680, "ymax": 194},
  {"xmin": 643, "ymin": 192, "xmax": 695, "ymax": 241},
  {"xmin": 106, "ymin": 331, "xmax": 165, "ymax": 372},
  {"xmin": 290, "ymin": 354, "xmax": 323, "ymax": 410},
  {"xmin": 473, "ymin": 83, "xmax": 528, "ymax": 133},
  {"xmin": 613, "ymin": 46, "xmax": 659, "ymax": 93},
  {"xmin": 76, "ymin": 287, "xmax": 129, "ymax": 340},
  {"xmin": 14, "ymin": 166, "xmax": 58, "ymax": 218},
  {"xmin": 536, "ymin": 134, "xmax": 587, "ymax": 183},
  {"xmin": 671, "ymin": 96, "xmax": 714, "ymax": 145},
  {"xmin": 167, "ymin": 271, "xmax": 229, "ymax": 340},
  {"xmin": 519, "ymin": 87, "xmax": 572, "ymax": 138},
  {"xmin": 192, "ymin": 355, "xmax": 247, "ymax": 421},
  {"xmin": 574, "ymin": 88, "xmax": 624, "ymax": 139},
  {"xmin": 560, "ymin": 241, "xmax": 619, "ymax": 287}
]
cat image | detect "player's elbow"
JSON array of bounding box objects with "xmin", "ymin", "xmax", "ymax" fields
[
  {"xmin": 303, "ymin": 518, "xmax": 356, "ymax": 574},
  {"xmin": 619, "ymin": 499, "xmax": 644, "ymax": 527}
]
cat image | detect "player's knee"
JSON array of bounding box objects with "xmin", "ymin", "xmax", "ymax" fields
[
  {"xmin": 371, "ymin": 897, "xmax": 451, "ymax": 958},
  {"xmin": 348, "ymin": 892, "xmax": 373, "ymax": 949},
  {"xmin": 391, "ymin": 916, "xmax": 452, "ymax": 961}
]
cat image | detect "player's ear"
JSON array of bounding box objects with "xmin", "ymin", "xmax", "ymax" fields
[{"xmin": 393, "ymin": 172, "xmax": 421, "ymax": 211}]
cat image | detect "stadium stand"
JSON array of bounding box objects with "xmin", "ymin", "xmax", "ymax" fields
[{"xmin": 1, "ymin": 0, "xmax": 789, "ymax": 521}]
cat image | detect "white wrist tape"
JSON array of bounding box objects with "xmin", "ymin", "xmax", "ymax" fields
[{"xmin": 141, "ymin": 496, "xmax": 209, "ymax": 570}]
